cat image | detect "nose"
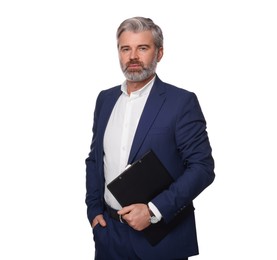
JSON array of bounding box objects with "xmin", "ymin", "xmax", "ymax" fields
[{"xmin": 129, "ymin": 49, "xmax": 139, "ymax": 60}]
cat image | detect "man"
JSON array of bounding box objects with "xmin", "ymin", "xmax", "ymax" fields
[{"xmin": 85, "ymin": 16, "xmax": 215, "ymax": 259}]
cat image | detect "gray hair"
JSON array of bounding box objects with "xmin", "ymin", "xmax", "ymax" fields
[{"xmin": 116, "ymin": 17, "xmax": 163, "ymax": 49}]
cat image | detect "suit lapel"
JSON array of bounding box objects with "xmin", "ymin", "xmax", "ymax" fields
[
  {"xmin": 128, "ymin": 78, "xmax": 166, "ymax": 163},
  {"xmin": 98, "ymin": 87, "xmax": 122, "ymax": 148}
]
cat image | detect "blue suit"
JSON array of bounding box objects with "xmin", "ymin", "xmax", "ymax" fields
[{"xmin": 86, "ymin": 75, "xmax": 215, "ymax": 259}]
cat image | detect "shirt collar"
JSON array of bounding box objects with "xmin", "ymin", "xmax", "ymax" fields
[{"xmin": 121, "ymin": 76, "xmax": 156, "ymax": 98}]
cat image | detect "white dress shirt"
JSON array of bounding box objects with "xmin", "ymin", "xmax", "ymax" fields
[{"xmin": 103, "ymin": 76, "xmax": 162, "ymax": 220}]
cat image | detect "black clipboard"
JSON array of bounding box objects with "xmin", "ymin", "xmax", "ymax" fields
[
  {"xmin": 107, "ymin": 150, "xmax": 173, "ymax": 207},
  {"xmin": 107, "ymin": 150, "xmax": 194, "ymax": 246}
]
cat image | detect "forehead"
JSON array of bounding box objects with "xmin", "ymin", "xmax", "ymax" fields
[{"xmin": 118, "ymin": 30, "xmax": 154, "ymax": 47}]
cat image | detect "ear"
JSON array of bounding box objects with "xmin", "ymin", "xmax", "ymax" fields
[{"xmin": 157, "ymin": 47, "xmax": 164, "ymax": 62}]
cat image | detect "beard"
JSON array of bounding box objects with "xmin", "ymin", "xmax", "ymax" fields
[{"xmin": 120, "ymin": 56, "xmax": 158, "ymax": 82}]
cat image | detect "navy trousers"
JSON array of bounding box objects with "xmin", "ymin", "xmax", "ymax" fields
[
  {"xmin": 93, "ymin": 211, "xmax": 140, "ymax": 259},
  {"xmin": 92, "ymin": 211, "xmax": 188, "ymax": 260}
]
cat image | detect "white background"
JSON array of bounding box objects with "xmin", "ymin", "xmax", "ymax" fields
[{"xmin": 1, "ymin": 0, "xmax": 276, "ymax": 259}]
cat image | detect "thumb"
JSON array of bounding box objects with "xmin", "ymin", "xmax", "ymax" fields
[{"xmin": 118, "ymin": 205, "xmax": 132, "ymax": 215}]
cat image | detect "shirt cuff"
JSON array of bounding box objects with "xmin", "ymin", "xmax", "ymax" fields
[{"xmin": 148, "ymin": 202, "xmax": 162, "ymax": 221}]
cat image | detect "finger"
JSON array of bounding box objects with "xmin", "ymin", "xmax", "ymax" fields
[
  {"xmin": 92, "ymin": 215, "xmax": 107, "ymax": 228},
  {"xmin": 97, "ymin": 215, "xmax": 107, "ymax": 227},
  {"xmin": 117, "ymin": 205, "xmax": 133, "ymax": 215}
]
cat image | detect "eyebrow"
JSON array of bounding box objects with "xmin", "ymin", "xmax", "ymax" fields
[{"xmin": 120, "ymin": 44, "xmax": 151, "ymax": 50}]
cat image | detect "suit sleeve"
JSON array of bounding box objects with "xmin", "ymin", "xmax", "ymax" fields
[
  {"xmin": 151, "ymin": 92, "xmax": 215, "ymax": 223},
  {"xmin": 85, "ymin": 91, "xmax": 105, "ymax": 225}
]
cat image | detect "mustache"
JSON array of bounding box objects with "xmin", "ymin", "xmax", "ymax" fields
[{"xmin": 126, "ymin": 60, "xmax": 144, "ymax": 67}]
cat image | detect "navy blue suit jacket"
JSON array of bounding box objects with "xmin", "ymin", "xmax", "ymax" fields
[{"xmin": 85, "ymin": 75, "xmax": 215, "ymax": 258}]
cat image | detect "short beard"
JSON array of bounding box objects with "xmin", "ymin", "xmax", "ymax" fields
[{"xmin": 121, "ymin": 56, "xmax": 158, "ymax": 82}]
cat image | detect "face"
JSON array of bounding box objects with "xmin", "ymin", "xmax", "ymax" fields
[{"xmin": 118, "ymin": 30, "xmax": 163, "ymax": 82}]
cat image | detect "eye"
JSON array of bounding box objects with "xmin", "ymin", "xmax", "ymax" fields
[
  {"xmin": 121, "ymin": 47, "xmax": 130, "ymax": 52},
  {"xmin": 139, "ymin": 46, "xmax": 148, "ymax": 51}
]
